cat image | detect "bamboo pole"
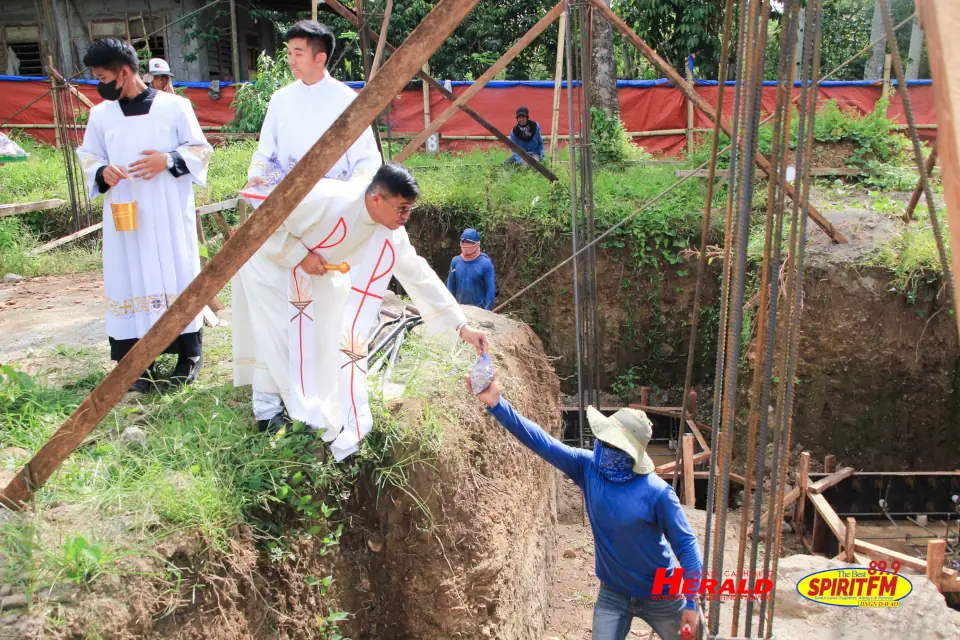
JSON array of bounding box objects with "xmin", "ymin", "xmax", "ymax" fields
[
  {"xmin": 311, "ymin": 0, "xmax": 317, "ymax": 21},
  {"xmin": 549, "ymin": 10, "xmax": 567, "ymax": 164},
  {"xmin": 0, "ymin": 0, "xmax": 484, "ymax": 509},
  {"xmin": 395, "ymin": 1, "xmax": 566, "ymax": 162},
  {"xmin": 882, "ymin": 53, "xmax": 892, "ymax": 101},
  {"xmin": 370, "ymin": 0, "xmax": 394, "ymax": 80},
  {"xmin": 229, "ymin": 0, "xmax": 240, "ymax": 82},
  {"xmin": 588, "ymin": 0, "xmax": 848, "ymax": 244},
  {"xmin": 422, "ymin": 63, "xmax": 431, "ymax": 130},
  {"xmin": 686, "ymin": 57, "xmax": 695, "ymax": 156}
]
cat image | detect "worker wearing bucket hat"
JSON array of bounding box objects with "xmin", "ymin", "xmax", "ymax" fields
[{"xmin": 465, "ymin": 368, "xmax": 702, "ymax": 640}]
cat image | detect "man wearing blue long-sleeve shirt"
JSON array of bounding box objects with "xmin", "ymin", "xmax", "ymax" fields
[
  {"xmin": 465, "ymin": 369, "xmax": 702, "ymax": 640},
  {"xmin": 446, "ymin": 228, "xmax": 496, "ymax": 310},
  {"xmin": 504, "ymin": 106, "xmax": 544, "ymax": 166}
]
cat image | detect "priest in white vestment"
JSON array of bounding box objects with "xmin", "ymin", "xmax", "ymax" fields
[
  {"xmin": 235, "ymin": 20, "xmax": 382, "ymax": 429},
  {"xmin": 77, "ymin": 38, "xmax": 212, "ymax": 392},
  {"xmin": 233, "ymin": 164, "xmax": 488, "ymax": 460}
]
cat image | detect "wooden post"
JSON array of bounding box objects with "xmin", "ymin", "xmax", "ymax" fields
[
  {"xmin": 793, "ymin": 452, "xmax": 810, "ymax": 534},
  {"xmin": 905, "ymin": 140, "xmax": 939, "ymax": 222},
  {"xmin": 919, "ymin": 0, "xmax": 960, "ymax": 337},
  {"xmin": 324, "ymin": 0, "xmax": 557, "ymax": 181},
  {"xmin": 927, "ymin": 539, "xmax": 946, "ymax": 588},
  {"xmin": 882, "ymin": 53, "xmax": 892, "ymax": 101},
  {"xmin": 844, "ymin": 517, "xmax": 856, "ymax": 563},
  {"xmin": 422, "ymin": 63, "xmax": 431, "ymax": 131},
  {"xmin": 229, "ymin": 0, "xmax": 241, "ymax": 82},
  {"xmin": 811, "ymin": 454, "xmax": 836, "ymax": 552},
  {"xmin": 640, "ymin": 386, "xmax": 651, "ymax": 406},
  {"xmin": 682, "ymin": 434, "xmax": 696, "ymax": 506},
  {"xmin": 238, "ymin": 197, "xmax": 249, "ymax": 224},
  {"xmin": 549, "ymin": 10, "xmax": 567, "ymax": 164},
  {"xmin": 686, "ymin": 57, "xmax": 695, "ymax": 156},
  {"xmin": 370, "ymin": 0, "xmax": 394, "ymax": 80},
  {"xmin": 396, "ymin": 1, "xmax": 566, "ymax": 162},
  {"xmin": 357, "ymin": 0, "xmax": 372, "ymax": 80},
  {"xmin": 311, "ymin": 0, "xmax": 318, "ymax": 21},
  {"xmin": 587, "ymin": 0, "xmax": 848, "ymax": 244},
  {"xmin": 687, "ymin": 390, "xmax": 697, "ymax": 420},
  {"xmin": 0, "ymin": 0, "xmax": 484, "ymax": 509}
]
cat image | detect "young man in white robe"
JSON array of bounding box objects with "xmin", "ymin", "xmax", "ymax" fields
[
  {"xmin": 233, "ymin": 164, "xmax": 489, "ymax": 460},
  {"xmin": 77, "ymin": 38, "xmax": 212, "ymax": 392},
  {"xmin": 235, "ymin": 20, "xmax": 382, "ymax": 429}
]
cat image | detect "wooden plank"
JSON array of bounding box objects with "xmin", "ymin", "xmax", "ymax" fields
[
  {"xmin": 927, "ymin": 539, "xmax": 947, "ymax": 588},
  {"xmin": 940, "ymin": 576, "xmax": 960, "ymax": 592},
  {"xmin": 590, "ymin": 0, "xmax": 849, "ymax": 244},
  {"xmin": 686, "ymin": 419, "xmax": 709, "ymax": 453},
  {"xmin": 919, "ymin": 0, "xmax": 960, "ymax": 337},
  {"xmin": 808, "ymin": 492, "xmax": 847, "ymax": 543},
  {"xmin": 323, "ymin": 0, "xmax": 558, "ymax": 182},
  {"xmin": 201, "ymin": 305, "xmax": 219, "ymax": 327},
  {"xmin": 238, "ymin": 198, "xmax": 248, "ymax": 224},
  {"xmin": 809, "ymin": 466, "xmax": 854, "ymax": 494},
  {"xmin": 844, "ymin": 517, "xmax": 857, "ymax": 563},
  {"xmin": 0, "ymin": 0, "xmax": 483, "ymax": 509},
  {"xmin": 793, "ymin": 452, "xmax": 811, "ymax": 532},
  {"xmin": 25, "ymin": 222, "xmax": 102, "ymax": 255},
  {"xmin": 904, "ymin": 141, "xmax": 938, "ymax": 222},
  {"xmin": 211, "ymin": 210, "xmax": 232, "ymax": 241},
  {"xmin": 854, "ymin": 539, "xmax": 932, "ymax": 574},
  {"xmin": 682, "ymin": 434, "xmax": 696, "ymax": 506},
  {"xmin": 812, "ymin": 455, "xmax": 837, "ymax": 552},
  {"xmin": 395, "ymin": 1, "xmax": 565, "ymax": 162},
  {"xmin": 655, "ymin": 450, "xmax": 710, "ymax": 474},
  {"xmin": 0, "ymin": 199, "xmax": 67, "ymax": 217},
  {"xmin": 197, "ymin": 199, "xmax": 239, "ymax": 216}
]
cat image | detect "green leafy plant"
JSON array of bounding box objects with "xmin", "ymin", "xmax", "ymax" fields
[
  {"xmin": 590, "ymin": 107, "xmax": 643, "ymax": 164},
  {"xmin": 226, "ymin": 51, "xmax": 294, "ymax": 133},
  {"xmin": 57, "ymin": 535, "xmax": 106, "ymax": 584}
]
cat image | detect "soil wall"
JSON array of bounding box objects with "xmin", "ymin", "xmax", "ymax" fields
[
  {"xmin": 407, "ymin": 212, "xmax": 960, "ymax": 471},
  {"xmin": 333, "ymin": 307, "xmax": 564, "ymax": 639}
]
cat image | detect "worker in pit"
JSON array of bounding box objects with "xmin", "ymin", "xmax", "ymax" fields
[
  {"xmin": 446, "ymin": 228, "xmax": 496, "ymax": 310},
  {"xmin": 465, "ymin": 367, "xmax": 702, "ymax": 640},
  {"xmin": 146, "ymin": 58, "xmax": 176, "ymax": 94},
  {"xmin": 503, "ymin": 106, "xmax": 544, "ymax": 166}
]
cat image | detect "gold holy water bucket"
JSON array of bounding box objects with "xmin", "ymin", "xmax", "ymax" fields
[{"xmin": 110, "ymin": 177, "xmax": 139, "ymax": 232}]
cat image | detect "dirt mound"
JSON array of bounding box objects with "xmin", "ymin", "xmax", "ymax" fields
[
  {"xmin": 766, "ymin": 554, "xmax": 960, "ymax": 639},
  {"xmin": 329, "ymin": 303, "xmax": 563, "ymax": 639}
]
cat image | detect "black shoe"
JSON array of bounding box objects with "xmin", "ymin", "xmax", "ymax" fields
[
  {"xmin": 129, "ymin": 364, "xmax": 161, "ymax": 393},
  {"xmin": 168, "ymin": 353, "xmax": 203, "ymax": 390},
  {"xmin": 257, "ymin": 413, "xmax": 292, "ymax": 435}
]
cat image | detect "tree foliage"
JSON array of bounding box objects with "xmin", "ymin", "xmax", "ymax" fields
[{"xmin": 616, "ymin": 0, "xmax": 725, "ymax": 78}]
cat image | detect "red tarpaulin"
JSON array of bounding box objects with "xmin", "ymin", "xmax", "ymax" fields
[{"xmin": 0, "ymin": 78, "xmax": 936, "ymax": 155}]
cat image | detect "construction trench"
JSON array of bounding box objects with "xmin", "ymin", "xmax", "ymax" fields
[{"xmin": 3, "ymin": 0, "xmax": 960, "ymax": 638}]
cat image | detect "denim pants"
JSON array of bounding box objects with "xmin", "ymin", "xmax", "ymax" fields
[{"xmin": 592, "ymin": 583, "xmax": 687, "ymax": 640}]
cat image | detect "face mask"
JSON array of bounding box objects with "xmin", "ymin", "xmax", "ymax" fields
[
  {"xmin": 97, "ymin": 72, "xmax": 124, "ymax": 101},
  {"xmin": 593, "ymin": 441, "xmax": 637, "ymax": 483}
]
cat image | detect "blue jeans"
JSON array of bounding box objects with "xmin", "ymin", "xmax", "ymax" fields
[
  {"xmin": 592, "ymin": 583, "xmax": 687, "ymax": 640},
  {"xmin": 503, "ymin": 153, "xmax": 543, "ymax": 166}
]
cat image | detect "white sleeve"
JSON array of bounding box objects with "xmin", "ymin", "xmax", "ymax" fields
[
  {"xmin": 262, "ymin": 179, "xmax": 342, "ymax": 269},
  {"xmin": 173, "ymin": 99, "xmax": 212, "ymax": 187},
  {"xmin": 248, "ymin": 96, "xmax": 281, "ymax": 182},
  {"xmin": 392, "ymin": 228, "xmax": 467, "ymax": 335},
  {"xmin": 346, "ymin": 125, "xmax": 383, "ymax": 180},
  {"xmin": 76, "ymin": 109, "xmax": 109, "ymax": 199}
]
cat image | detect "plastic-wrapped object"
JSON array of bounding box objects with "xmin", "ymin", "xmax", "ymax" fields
[
  {"xmin": 0, "ymin": 133, "xmax": 28, "ymax": 163},
  {"xmin": 469, "ymin": 354, "xmax": 494, "ymax": 395}
]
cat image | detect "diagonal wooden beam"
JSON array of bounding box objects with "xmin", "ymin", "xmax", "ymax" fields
[
  {"xmin": 0, "ymin": 0, "xmax": 482, "ymax": 509},
  {"xmin": 395, "ymin": 1, "xmax": 566, "ymax": 163},
  {"xmin": 324, "ymin": 0, "xmax": 558, "ymax": 181},
  {"xmin": 589, "ymin": 0, "xmax": 848, "ymax": 244},
  {"xmin": 919, "ymin": 0, "xmax": 960, "ymax": 337}
]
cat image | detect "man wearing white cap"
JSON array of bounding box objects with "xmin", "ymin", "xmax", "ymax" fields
[
  {"xmin": 146, "ymin": 58, "xmax": 175, "ymax": 94},
  {"xmin": 466, "ymin": 369, "xmax": 702, "ymax": 640}
]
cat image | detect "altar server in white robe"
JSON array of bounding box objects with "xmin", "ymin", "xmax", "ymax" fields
[
  {"xmin": 233, "ymin": 164, "xmax": 489, "ymax": 460},
  {"xmin": 77, "ymin": 38, "xmax": 212, "ymax": 393},
  {"xmin": 236, "ymin": 20, "xmax": 381, "ymax": 428}
]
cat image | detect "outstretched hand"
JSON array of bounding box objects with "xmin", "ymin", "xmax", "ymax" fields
[
  {"xmin": 459, "ymin": 325, "xmax": 488, "ymax": 355},
  {"xmin": 464, "ymin": 370, "xmax": 501, "ymax": 408}
]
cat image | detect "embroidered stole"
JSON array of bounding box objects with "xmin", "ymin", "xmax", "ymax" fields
[{"xmin": 286, "ymin": 217, "xmax": 396, "ymax": 461}]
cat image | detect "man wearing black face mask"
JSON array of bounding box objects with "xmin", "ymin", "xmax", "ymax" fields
[{"xmin": 77, "ymin": 38, "xmax": 213, "ymax": 393}]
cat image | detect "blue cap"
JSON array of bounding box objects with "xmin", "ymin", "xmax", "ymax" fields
[{"xmin": 460, "ymin": 228, "xmax": 481, "ymax": 243}]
